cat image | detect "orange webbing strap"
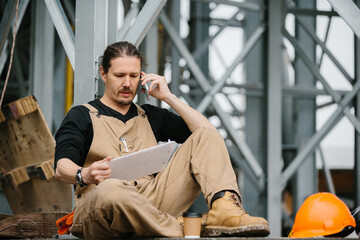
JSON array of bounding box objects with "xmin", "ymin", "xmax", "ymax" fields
[{"xmin": 56, "ymin": 211, "xmax": 74, "ymax": 235}]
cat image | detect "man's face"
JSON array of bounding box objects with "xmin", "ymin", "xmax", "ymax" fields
[{"xmin": 101, "ymin": 56, "xmax": 141, "ymax": 106}]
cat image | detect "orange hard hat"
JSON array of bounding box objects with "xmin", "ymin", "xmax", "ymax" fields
[{"xmin": 289, "ymin": 192, "xmax": 356, "ymax": 238}]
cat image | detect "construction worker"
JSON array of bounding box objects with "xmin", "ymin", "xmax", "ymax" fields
[{"xmin": 54, "ymin": 41, "xmax": 270, "ymax": 239}]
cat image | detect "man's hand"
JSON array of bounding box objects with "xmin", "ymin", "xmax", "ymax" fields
[
  {"xmin": 140, "ymin": 72, "xmax": 172, "ymax": 101},
  {"xmin": 140, "ymin": 72, "xmax": 215, "ymax": 132},
  {"xmin": 82, "ymin": 156, "xmax": 112, "ymax": 184}
]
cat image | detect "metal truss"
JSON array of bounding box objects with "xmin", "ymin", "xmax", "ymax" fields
[{"xmin": 0, "ymin": 0, "xmax": 359, "ymax": 237}]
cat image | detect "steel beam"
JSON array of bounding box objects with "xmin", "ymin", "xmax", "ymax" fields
[
  {"xmin": 0, "ymin": 0, "xmax": 29, "ymax": 76},
  {"xmin": 159, "ymin": 11, "xmax": 265, "ymax": 190},
  {"xmin": 282, "ymin": 78, "xmax": 360, "ymax": 188},
  {"xmin": 193, "ymin": 0, "xmax": 261, "ymax": 12},
  {"xmin": 196, "ymin": 24, "xmax": 265, "ymax": 113},
  {"xmin": 44, "ymin": 0, "xmax": 75, "ymax": 69},
  {"xmin": 287, "ymin": 8, "xmax": 338, "ymax": 17},
  {"xmin": 327, "ymin": 0, "xmax": 360, "ymax": 39},
  {"xmin": 192, "ymin": 8, "xmax": 242, "ymax": 61},
  {"xmin": 285, "ymin": 30, "xmax": 360, "ymax": 134},
  {"xmin": 318, "ymin": 147, "xmax": 336, "ymax": 194},
  {"xmin": 122, "ymin": 0, "xmax": 166, "ymax": 47},
  {"xmin": 118, "ymin": 4, "xmax": 139, "ymax": 41},
  {"xmin": 0, "ymin": 0, "xmax": 17, "ymax": 56},
  {"xmin": 297, "ymin": 17, "xmax": 353, "ymax": 85}
]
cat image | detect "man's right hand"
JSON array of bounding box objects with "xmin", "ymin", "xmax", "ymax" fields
[{"xmin": 82, "ymin": 156, "xmax": 112, "ymax": 184}]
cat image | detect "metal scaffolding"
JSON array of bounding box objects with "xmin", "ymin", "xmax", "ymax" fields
[{"xmin": 0, "ymin": 0, "xmax": 359, "ymax": 236}]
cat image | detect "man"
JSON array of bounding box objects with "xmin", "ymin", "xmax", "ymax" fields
[{"xmin": 54, "ymin": 41, "xmax": 270, "ymax": 239}]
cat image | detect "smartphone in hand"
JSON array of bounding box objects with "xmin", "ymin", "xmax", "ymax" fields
[
  {"xmin": 141, "ymin": 82, "xmax": 150, "ymax": 101},
  {"xmin": 140, "ymin": 75, "xmax": 150, "ymax": 101}
]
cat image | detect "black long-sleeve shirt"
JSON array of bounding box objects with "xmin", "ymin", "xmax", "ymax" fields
[{"xmin": 54, "ymin": 99, "xmax": 191, "ymax": 169}]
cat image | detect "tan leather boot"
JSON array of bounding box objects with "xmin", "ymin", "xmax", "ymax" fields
[{"xmin": 203, "ymin": 191, "xmax": 270, "ymax": 237}]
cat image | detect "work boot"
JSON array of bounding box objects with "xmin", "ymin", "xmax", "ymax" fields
[{"xmin": 203, "ymin": 191, "xmax": 270, "ymax": 237}]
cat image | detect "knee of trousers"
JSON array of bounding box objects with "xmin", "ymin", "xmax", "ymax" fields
[{"xmin": 95, "ymin": 179, "xmax": 135, "ymax": 209}]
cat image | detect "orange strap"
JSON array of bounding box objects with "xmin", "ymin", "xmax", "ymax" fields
[{"xmin": 56, "ymin": 211, "xmax": 74, "ymax": 235}]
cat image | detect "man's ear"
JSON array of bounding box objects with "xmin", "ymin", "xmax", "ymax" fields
[{"xmin": 99, "ymin": 66, "xmax": 106, "ymax": 83}]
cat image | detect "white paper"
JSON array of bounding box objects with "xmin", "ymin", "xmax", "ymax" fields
[{"xmin": 107, "ymin": 141, "xmax": 176, "ymax": 180}]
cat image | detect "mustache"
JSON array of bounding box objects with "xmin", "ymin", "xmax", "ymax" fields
[{"xmin": 118, "ymin": 87, "xmax": 133, "ymax": 93}]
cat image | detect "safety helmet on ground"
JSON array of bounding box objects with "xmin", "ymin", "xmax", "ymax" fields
[{"xmin": 289, "ymin": 192, "xmax": 356, "ymax": 238}]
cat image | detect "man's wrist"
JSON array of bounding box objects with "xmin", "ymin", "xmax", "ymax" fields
[
  {"xmin": 163, "ymin": 93, "xmax": 177, "ymax": 106},
  {"xmin": 75, "ymin": 167, "xmax": 87, "ymax": 187}
]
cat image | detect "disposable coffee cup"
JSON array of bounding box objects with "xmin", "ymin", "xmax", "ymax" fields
[{"xmin": 183, "ymin": 212, "xmax": 202, "ymax": 238}]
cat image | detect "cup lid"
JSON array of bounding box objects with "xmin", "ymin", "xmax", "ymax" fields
[{"xmin": 183, "ymin": 212, "xmax": 202, "ymax": 217}]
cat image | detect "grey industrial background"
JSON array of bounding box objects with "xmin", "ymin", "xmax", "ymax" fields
[{"xmin": 0, "ymin": 0, "xmax": 359, "ymax": 237}]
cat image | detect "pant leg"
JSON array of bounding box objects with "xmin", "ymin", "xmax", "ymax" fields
[
  {"xmin": 139, "ymin": 127, "xmax": 240, "ymax": 216},
  {"xmin": 71, "ymin": 178, "xmax": 183, "ymax": 240}
]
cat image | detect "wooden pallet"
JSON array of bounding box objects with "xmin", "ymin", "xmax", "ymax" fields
[{"xmin": 0, "ymin": 95, "xmax": 72, "ymax": 214}]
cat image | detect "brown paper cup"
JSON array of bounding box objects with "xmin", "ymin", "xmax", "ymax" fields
[{"xmin": 183, "ymin": 212, "xmax": 202, "ymax": 238}]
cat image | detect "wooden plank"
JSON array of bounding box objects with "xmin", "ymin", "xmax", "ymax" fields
[
  {"xmin": 2, "ymin": 178, "xmax": 73, "ymax": 214},
  {"xmin": 0, "ymin": 212, "xmax": 68, "ymax": 238}
]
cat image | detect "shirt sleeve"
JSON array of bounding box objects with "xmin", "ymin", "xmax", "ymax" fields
[
  {"xmin": 54, "ymin": 106, "xmax": 93, "ymax": 169},
  {"xmin": 141, "ymin": 104, "xmax": 192, "ymax": 143}
]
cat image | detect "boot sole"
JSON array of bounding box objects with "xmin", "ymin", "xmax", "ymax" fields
[{"xmin": 202, "ymin": 224, "xmax": 270, "ymax": 237}]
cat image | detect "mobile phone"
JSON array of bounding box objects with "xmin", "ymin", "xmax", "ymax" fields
[
  {"xmin": 140, "ymin": 75, "xmax": 150, "ymax": 101},
  {"xmin": 142, "ymin": 83, "xmax": 150, "ymax": 101}
]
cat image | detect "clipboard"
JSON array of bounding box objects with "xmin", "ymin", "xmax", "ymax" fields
[{"xmin": 107, "ymin": 141, "xmax": 177, "ymax": 180}]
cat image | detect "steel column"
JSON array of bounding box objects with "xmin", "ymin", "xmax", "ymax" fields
[
  {"xmin": 107, "ymin": 0, "xmax": 119, "ymax": 45},
  {"xmin": 266, "ymin": 0, "xmax": 283, "ymax": 236},
  {"xmin": 31, "ymin": 0, "xmax": 55, "ymax": 130},
  {"xmin": 292, "ymin": 0, "xmax": 317, "ymax": 213},
  {"xmin": 74, "ymin": 0, "xmax": 107, "ymax": 104},
  {"xmin": 355, "ymin": 0, "xmax": 360, "ymax": 223},
  {"xmin": 170, "ymin": 0, "xmax": 181, "ymax": 97}
]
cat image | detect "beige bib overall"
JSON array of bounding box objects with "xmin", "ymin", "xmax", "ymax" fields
[{"xmin": 70, "ymin": 104, "xmax": 240, "ymax": 240}]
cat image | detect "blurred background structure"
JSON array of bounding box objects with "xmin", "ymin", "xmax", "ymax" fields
[{"xmin": 0, "ymin": 0, "xmax": 359, "ymax": 237}]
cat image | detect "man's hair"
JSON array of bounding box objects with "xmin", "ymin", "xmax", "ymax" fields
[{"xmin": 101, "ymin": 41, "xmax": 143, "ymax": 73}]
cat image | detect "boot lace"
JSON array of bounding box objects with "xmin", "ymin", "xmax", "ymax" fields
[{"xmin": 229, "ymin": 193, "xmax": 241, "ymax": 207}]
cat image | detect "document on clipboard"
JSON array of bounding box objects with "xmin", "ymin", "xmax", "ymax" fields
[{"xmin": 107, "ymin": 141, "xmax": 177, "ymax": 181}]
